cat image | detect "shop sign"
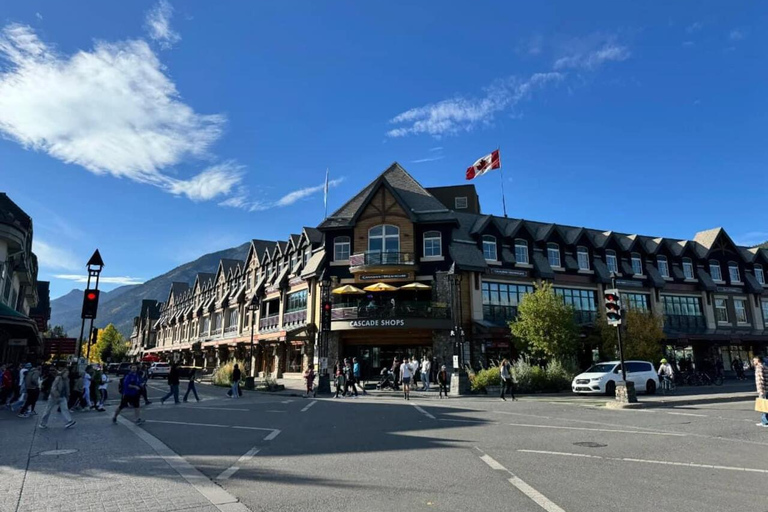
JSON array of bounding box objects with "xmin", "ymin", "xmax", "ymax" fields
[
  {"xmin": 359, "ymin": 273, "xmax": 409, "ymax": 281},
  {"xmin": 615, "ymin": 279, "xmax": 644, "ymax": 288},
  {"xmin": 8, "ymin": 338, "xmax": 27, "ymax": 347},
  {"xmin": 716, "ymin": 286, "xmax": 742, "ymax": 293},
  {"xmin": 487, "ymin": 268, "xmax": 528, "ymax": 277},
  {"xmin": 349, "ymin": 318, "xmax": 406, "ymax": 328}
]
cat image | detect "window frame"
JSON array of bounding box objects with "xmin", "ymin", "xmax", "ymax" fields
[
  {"xmin": 657, "ymin": 255, "xmax": 670, "ymax": 278},
  {"xmin": 514, "ymin": 239, "xmax": 529, "ymax": 265},
  {"xmin": 728, "ymin": 262, "xmax": 741, "ymax": 283},
  {"xmin": 709, "ymin": 260, "xmax": 723, "ymax": 282},
  {"xmin": 368, "ymin": 224, "xmax": 400, "ymax": 254},
  {"xmin": 482, "ymin": 235, "xmax": 498, "ymax": 261},
  {"xmin": 547, "ymin": 243, "xmax": 561, "ymax": 268},
  {"xmin": 605, "ymin": 250, "xmax": 618, "ymax": 274},
  {"xmin": 333, "ymin": 236, "xmax": 351, "ymax": 262},
  {"xmin": 631, "ymin": 253, "xmax": 643, "ymax": 275},
  {"xmin": 714, "ymin": 297, "xmax": 729, "ymax": 323},
  {"xmin": 682, "ymin": 258, "xmax": 694, "ymax": 280},
  {"xmin": 423, "ymin": 231, "xmax": 442, "ymax": 258},
  {"xmin": 734, "ymin": 298, "xmax": 749, "ymax": 324},
  {"xmin": 576, "ymin": 246, "xmax": 590, "ymax": 271},
  {"xmin": 454, "ymin": 196, "xmax": 468, "ymax": 209},
  {"xmin": 756, "ymin": 264, "xmax": 765, "ymax": 285}
]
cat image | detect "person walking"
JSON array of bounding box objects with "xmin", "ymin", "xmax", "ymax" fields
[
  {"xmin": 400, "ymin": 356, "xmax": 413, "ymax": 400},
  {"xmin": 754, "ymin": 356, "xmax": 768, "ymax": 428},
  {"xmin": 303, "ymin": 365, "xmax": 315, "ymax": 398},
  {"xmin": 353, "ymin": 357, "xmax": 366, "ymax": 395},
  {"xmin": 139, "ymin": 364, "xmax": 152, "ymax": 405},
  {"xmin": 10, "ymin": 363, "xmax": 30, "ymax": 412},
  {"xmin": 391, "ymin": 358, "xmax": 401, "ymax": 391},
  {"xmin": 82, "ymin": 366, "xmax": 93, "ymax": 410},
  {"xmin": 412, "ymin": 356, "xmax": 421, "ymax": 390},
  {"xmin": 343, "ymin": 359, "xmax": 357, "ymax": 397},
  {"xmin": 69, "ymin": 371, "xmax": 85, "ymax": 412},
  {"xmin": 18, "ymin": 364, "xmax": 41, "ymax": 417},
  {"xmin": 112, "ymin": 364, "xmax": 144, "ymax": 425},
  {"xmin": 437, "ymin": 365, "xmax": 449, "ymax": 399},
  {"xmin": 0, "ymin": 364, "xmax": 13, "ymax": 405},
  {"xmin": 41, "ymin": 366, "xmax": 55, "ymax": 402},
  {"xmin": 499, "ymin": 359, "xmax": 516, "ymax": 401},
  {"xmin": 334, "ymin": 361, "xmax": 346, "ymax": 398},
  {"xmin": 97, "ymin": 370, "xmax": 108, "ymax": 411},
  {"xmin": 39, "ymin": 367, "xmax": 75, "ymax": 430},
  {"xmin": 161, "ymin": 363, "xmax": 181, "ymax": 404},
  {"xmin": 420, "ymin": 358, "xmax": 431, "ymax": 392},
  {"xmin": 230, "ymin": 363, "xmax": 241, "ymax": 399},
  {"xmin": 183, "ymin": 367, "xmax": 200, "ymax": 402}
]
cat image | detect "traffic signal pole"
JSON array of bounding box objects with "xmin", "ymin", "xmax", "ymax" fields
[{"xmin": 612, "ymin": 276, "xmax": 628, "ymax": 383}]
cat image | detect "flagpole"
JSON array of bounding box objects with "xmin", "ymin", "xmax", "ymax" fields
[
  {"xmin": 498, "ymin": 146, "xmax": 508, "ymax": 218},
  {"xmin": 323, "ymin": 167, "xmax": 329, "ymax": 220}
]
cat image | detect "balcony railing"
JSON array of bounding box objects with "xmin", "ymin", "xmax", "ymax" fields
[
  {"xmin": 283, "ymin": 310, "xmax": 307, "ymax": 326},
  {"xmin": 259, "ymin": 315, "xmax": 280, "ymax": 331},
  {"xmin": 224, "ymin": 325, "xmax": 238, "ymax": 334},
  {"xmin": 349, "ymin": 251, "xmax": 415, "ymax": 267},
  {"xmin": 211, "ymin": 327, "xmax": 222, "ymax": 336},
  {"xmin": 332, "ymin": 301, "xmax": 449, "ymax": 320},
  {"xmin": 664, "ymin": 314, "xmax": 707, "ymax": 333}
]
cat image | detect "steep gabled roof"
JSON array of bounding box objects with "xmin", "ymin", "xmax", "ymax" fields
[
  {"xmin": 194, "ymin": 273, "xmax": 215, "ymax": 292},
  {"xmin": 303, "ymin": 227, "xmax": 323, "ymax": 245},
  {"xmin": 219, "ymin": 259, "xmax": 243, "ymax": 279},
  {"xmin": 289, "ymin": 234, "xmax": 302, "ymax": 251},
  {"xmin": 245, "ymin": 239, "xmax": 275, "ymax": 267},
  {"xmin": 692, "ymin": 227, "xmax": 741, "ymax": 259},
  {"xmin": 167, "ymin": 282, "xmax": 190, "ymax": 303}
]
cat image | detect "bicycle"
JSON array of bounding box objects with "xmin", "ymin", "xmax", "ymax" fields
[{"xmin": 659, "ymin": 375, "xmax": 676, "ymax": 394}]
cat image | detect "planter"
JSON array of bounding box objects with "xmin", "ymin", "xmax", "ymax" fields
[{"xmin": 485, "ymin": 385, "xmax": 501, "ymax": 395}]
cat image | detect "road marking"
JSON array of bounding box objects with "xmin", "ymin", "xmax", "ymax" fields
[
  {"xmin": 119, "ymin": 417, "xmax": 249, "ymax": 512},
  {"xmin": 281, "ymin": 400, "xmax": 294, "ymax": 404},
  {"xmin": 518, "ymin": 450, "xmax": 768, "ymax": 474},
  {"xmin": 216, "ymin": 447, "xmax": 260, "ymax": 481},
  {"xmin": 145, "ymin": 419, "xmax": 281, "ymax": 440},
  {"xmin": 177, "ymin": 406, "xmax": 250, "ymax": 412},
  {"xmin": 411, "ymin": 403, "xmax": 436, "ymax": 419},
  {"xmin": 506, "ymin": 422, "xmax": 685, "ymax": 437},
  {"xmin": 666, "ymin": 411, "xmax": 708, "ymax": 417},
  {"xmin": 301, "ymin": 400, "xmax": 317, "ymax": 412},
  {"xmin": 475, "ymin": 448, "xmax": 565, "ymax": 512},
  {"xmin": 439, "ymin": 418, "xmax": 494, "ymax": 424}
]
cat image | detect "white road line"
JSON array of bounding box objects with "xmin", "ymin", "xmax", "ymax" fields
[
  {"xmin": 280, "ymin": 400, "xmax": 294, "ymax": 404},
  {"xmin": 666, "ymin": 411, "xmax": 708, "ymax": 417},
  {"xmin": 439, "ymin": 418, "xmax": 494, "ymax": 424},
  {"xmin": 518, "ymin": 450, "xmax": 768, "ymax": 474},
  {"xmin": 216, "ymin": 447, "xmax": 260, "ymax": 481},
  {"xmin": 119, "ymin": 417, "xmax": 249, "ymax": 512},
  {"xmin": 475, "ymin": 448, "xmax": 565, "ymax": 512},
  {"xmin": 506, "ymin": 422, "xmax": 685, "ymax": 437},
  {"xmin": 146, "ymin": 419, "xmax": 281, "ymax": 441},
  {"xmin": 301, "ymin": 400, "xmax": 317, "ymax": 412},
  {"xmin": 411, "ymin": 403, "xmax": 436, "ymax": 419},
  {"xmin": 177, "ymin": 406, "xmax": 250, "ymax": 412},
  {"xmin": 262, "ymin": 429, "xmax": 282, "ymax": 441}
]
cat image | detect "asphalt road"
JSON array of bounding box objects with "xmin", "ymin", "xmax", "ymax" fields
[{"xmin": 128, "ymin": 380, "xmax": 768, "ymax": 512}]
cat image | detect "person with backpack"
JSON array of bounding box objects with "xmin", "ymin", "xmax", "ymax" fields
[
  {"xmin": 183, "ymin": 367, "xmax": 200, "ymax": 402},
  {"xmin": 39, "ymin": 367, "xmax": 75, "ymax": 430},
  {"xmin": 18, "ymin": 364, "xmax": 41, "ymax": 417},
  {"xmin": 160, "ymin": 363, "xmax": 181, "ymax": 404},
  {"xmin": 112, "ymin": 364, "xmax": 144, "ymax": 425},
  {"xmin": 230, "ymin": 364, "xmax": 241, "ymax": 399},
  {"xmin": 437, "ymin": 365, "xmax": 449, "ymax": 399}
]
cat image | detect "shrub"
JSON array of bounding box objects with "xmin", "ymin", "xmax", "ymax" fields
[
  {"xmin": 212, "ymin": 360, "xmax": 245, "ymax": 386},
  {"xmin": 545, "ymin": 359, "xmax": 577, "ymax": 392},
  {"xmin": 509, "ymin": 357, "xmax": 577, "ymax": 393},
  {"xmin": 470, "ymin": 366, "xmax": 501, "ymax": 391}
]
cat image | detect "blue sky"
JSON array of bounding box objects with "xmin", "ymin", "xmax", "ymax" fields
[{"xmin": 1, "ymin": 1, "xmax": 765, "ymax": 299}]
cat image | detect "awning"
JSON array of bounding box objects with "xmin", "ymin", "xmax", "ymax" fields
[
  {"xmin": 696, "ymin": 268, "xmax": 717, "ymax": 292},
  {"xmin": 0, "ymin": 303, "xmax": 40, "ymax": 346},
  {"xmin": 744, "ymin": 272, "xmax": 765, "ymax": 295},
  {"xmin": 532, "ymin": 252, "xmax": 554, "ymax": 279},
  {"xmin": 301, "ymin": 251, "xmax": 326, "ymax": 279},
  {"xmin": 644, "ymin": 263, "xmax": 666, "ymax": 289}
]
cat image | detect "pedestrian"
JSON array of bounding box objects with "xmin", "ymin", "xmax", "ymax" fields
[
  {"xmin": 139, "ymin": 364, "xmax": 152, "ymax": 405},
  {"xmin": 97, "ymin": 370, "xmax": 109, "ymax": 411},
  {"xmin": 161, "ymin": 362, "xmax": 181, "ymax": 404},
  {"xmin": 41, "ymin": 366, "xmax": 55, "ymax": 401},
  {"xmin": 183, "ymin": 367, "xmax": 200, "ymax": 402},
  {"xmin": 112, "ymin": 364, "xmax": 144, "ymax": 425},
  {"xmin": 753, "ymin": 356, "xmax": 768, "ymax": 428},
  {"xmin": 437, "ymin": 365, "xmax": 449, "ymax": 399},
  {"xmin": 353, "ymin": 357, "xmax": 366, "ymax": 395},
  {"xmin": 400, "ymin": 356, "xmax": 413, "ymax": 400},
  {"xmin": 82, "ymin": 366, "xmax": 93, "ymax": 410},
  {"xmin": 230, "ymin": 363, "xmax": 241, "ymax": 399},
  {"xmin": 334, "ymin": 361, "xmax": 346, "ymax": 398},
  {"xmin": 420, "ymin": 358, "xmax": 431, "ymax": 392},
  {"xmin": 343, "ymin": 359, "xmax": 357, "ymax": 397},
  {"xmin": 303, "ymin": 365, "xmax": 315, "ymax": 398},
  {"xmin": 391, "ymin": 358, "xmax": 401, "ymax": 391},
  {"xmin": 412, "ymin": 356, "xmax": 421, "ymax": 390},
  {"xmin": 39, "ymin": 367, "xmax": 76, "ymax": 430},
  {"xmin": 10, "ymin": 363, "xmax": 30, "ymax": 412},
  {"xmin": 499, "ymin": 359, "xmax": 517, "ymax": 401},
  {"xmin": 0, "ymin": 364, "xmax": 14, "ymax": 405},
  {"xmin": 18, "ymin": 364, "xmax": 41, "ymax": 417},
  {"xmin": 70, "ymin": 371, "xmax": 85, "ymax": 411}
]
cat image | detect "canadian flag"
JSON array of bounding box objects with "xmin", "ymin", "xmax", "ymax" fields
[{"xmin": 465, "ymin": 149, "xmax": 501, "ymax": 180}]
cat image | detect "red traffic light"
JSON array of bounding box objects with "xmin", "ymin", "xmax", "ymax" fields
[
  {"xmin": 605, "ymin": 294, "xmax": 617, "ymax": 301},
  {"xmin": 323, "ymin": 303, "xmax": 331, "ymax": 310},
  {"xmin": 86, "ymin": 292, "xmax": 97, "ymax": 301}
]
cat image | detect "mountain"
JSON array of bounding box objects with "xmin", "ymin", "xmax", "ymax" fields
[{"xmin": 50, "ymin": 243, "xmax": 251, "ymax": 338}]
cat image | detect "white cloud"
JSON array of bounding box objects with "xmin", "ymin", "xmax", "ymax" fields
[
  {"xmin": 0, "ymin": 24, "xmax": 239, "ymax": 202},
  {"xmin": 32, "ymin": 240, "xmax": 81, "ymax": 271},
  {"xmin": 729, "ymin": 29, "xmax": 746, "ymax": 41},
  {"xmin": 553, "ymin": 43, "xmax": 630, "ymax": 70},
  {"xmin": 54, "ymin": 274, "xmax": 145, "ymax": 285},
  {"xmin": 387, "ymin": 72, "xmax": 563, "ymax": 137},
  {"xmin": 220, "ymin": 178, "xmax": 345, "ymax": 211},
  {"xmin": 429, "ymin": 146, "xmax": 443, "ymax": 152},
  {"xmin": 686, "ymin": 22, "xmax": 703, "ymax": 34},
  {"xmin": 35, "ymin": 13, "xmax": 43, "ymax": 21},
  {"xmin": 735, "ymin": 232, "xmax": 768, "ymax": 247},
  {"xmin": 275, "ymin": 178, "xmax": 345, "ymax": 207},
  {"xmin": 145, "ymin": 0, "xmax": 180, "ymax": 49},
  {"xmin": 412, "ymin": 156, "xmax": 445, "ymax": 163}
]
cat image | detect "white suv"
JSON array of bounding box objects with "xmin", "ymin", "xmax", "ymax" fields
[
  {"xmin": 572, "ymin": 360, "xmax": 659, "ymax": 396},
  {"xmin": 148, "ymin": 362, "xmax": 170, "ymax": 379}
]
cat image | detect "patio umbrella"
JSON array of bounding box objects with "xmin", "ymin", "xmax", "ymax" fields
[
  {"xmin": 332, "ymin": 285, "xmax": 365, "ymax": 295},
  {"xmin": 363, "ymin": 282, "xmax": 399, "ymax": 292},
  {"xmin": 398, "ymin": 282, "xmax": 432, "ymax": 290}
]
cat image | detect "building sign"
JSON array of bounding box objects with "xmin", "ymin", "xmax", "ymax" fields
[
  {"xmin": 349, "ymin": 318, "xmax": 406, "ymax": 328},
  {"xmin": 615, "ymin": 279, "xmax": 644, "ymax": 288},
  {"xmin": 288, "ymin": 277, "xmax": 304, "ymax": 287},
  {"xmin": 487, "ymin": 268, "xmax": 528, "ymax": 277},
  {"xmin": 359, "ymin": 273, "xmax": 409, "ymax": 281},
  {"xmin": 8, "ymin": 338, "xmax": 27, "ymax": 347},
  {"xmin": 716, "ymin": 286, "xmax": 742, "ymax": 293},
  {"xmin": 334, "ymin": 317, "xmax": 452, "ymax": 330}
]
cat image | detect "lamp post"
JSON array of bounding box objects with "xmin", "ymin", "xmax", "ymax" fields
[
  {"xmin": 317, "ymin": 275, "xmax": 332, "ymax": 394},
  {"xmin": 75, "ymin": 250, "xmax": 104, "ymax": 369},
  {"xmin": 246, "ymin": 297, "xmax": 259, "ymax": 389},
  {"xmin": 448, "ymin": 272, "xmax": 469, "ymax": 395}
]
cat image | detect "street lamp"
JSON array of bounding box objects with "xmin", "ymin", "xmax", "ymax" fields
[
  {"xmin": 75, "ymin": 250, "xmax": 104, "ymax": 367},
  {"xmin": 317, "ymin": 275, "xmax": 332, "ymax": 394},
  {"xmin": 248, "ymin": 297, "xmax": 259, "ymax": 379}
]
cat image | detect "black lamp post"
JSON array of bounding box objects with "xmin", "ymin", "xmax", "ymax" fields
[
  {"xmin": 75, "ymin": 250, "xmax": 104, "ymax": 367},
  {"xmin": 317, "ymin": 275, "xmax": 332, "ymax": 394},
  {"xmin": 246, "ymin": 297, "xmax": 259, "ymax": 389},
  {"xmin": 449, "ymin": 272, "xmax": 469, "ymax": 394}
]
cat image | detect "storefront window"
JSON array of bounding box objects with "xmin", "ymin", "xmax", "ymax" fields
[
  {"xmin": 286, "ymin": 289, "xmax": 308, "ymax": 313},
  {"xmin": 554, "ymin": 287, "xmax": 597, "ymax": 323},
  {"xmin": 287, "ymin": 345, "xmax": 303, "ymax": 373},
  {"xmin": 481, "ymin": 282, "xmax": 533, "ymax": 324},
  {"xmin": 624, "ymin": 293, "xmax": 649, "ymax": 311}
]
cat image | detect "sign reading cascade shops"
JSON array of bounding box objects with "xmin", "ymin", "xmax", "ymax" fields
[
  {"xmin": 336, "ymin": 316, "xmax": 452, "ymax": 330},
  {"xmin": 349, "ymin": 318, "xmax": 406, "ymax": 327}
]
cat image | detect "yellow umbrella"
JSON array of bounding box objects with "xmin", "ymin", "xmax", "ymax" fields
[
  {"xmin": 363, "ymin": 282, "xmax": 399, "ymax": 292},
  {"xmin": 398, "ymin": 282, "xmax": 432, "ymax": 290},
  {"xmin": 332, "ymin": 285, "xmax": 365, "ymax": 295}
]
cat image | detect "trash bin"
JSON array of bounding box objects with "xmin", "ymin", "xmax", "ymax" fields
[{"xmin": 244, "ymin": 376, "xmax": 255, "ymax": 390}]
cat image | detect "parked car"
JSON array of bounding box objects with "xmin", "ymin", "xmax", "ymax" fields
[
  {"xmin": 148, "ymin": 362, "xmax": 170, "ymax": 379},
  {"xmin": 115, "ymin": 362, "xmax": 132, "ymax": 376},
  {"xmin": 571, "ymin": 360, "xmax": 659, "ymax": 396}
]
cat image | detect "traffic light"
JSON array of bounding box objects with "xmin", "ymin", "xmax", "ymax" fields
[
  {"xmin": 604, "ymin": 288, "xmax": 622, "ymax": 326},
  {"xmin": 321, "ymin": 300, "xmax": 332, "ymax": 332},
  {"xmin": 81, "ymin": 289, "xmax": 100, "ymax": 319}
]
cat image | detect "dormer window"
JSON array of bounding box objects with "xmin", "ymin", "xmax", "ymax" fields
[
  {"xmin": 631, "ymin": 253, "xmax": 643, "ymax": 275},
  {"xmin": 482, "ymin": 235, "xmax": 497, "ymax": 261},
  {"xmin": 547, "ymin": 243, "xmax": 561, "ymax": 268},
  {"xmin": 728, "ymin": 262, "xmax": 741, "ymax": 283},
  {"xmin": 514, "ymin": 239, "xmax": 529, "ymax": 265},
  {"xmin": 682, "ymin": 258, "xmax": 694, "ymax": 280},
  {"xmin": 577, "ymin": 246, "xmax": 590, "ymax": 271},
  {"xmin": 606, "ymin": 250, "xmax": 618, "ymax": 274},
  {"xmin": 657, "ymin": 256, "xmax": 670, "ymax": 278},
  {"xmin": 423, "ymin": 231, "xmax": 442, "ymax": 258},
  {"xmin": 756, "ymin": 264, "xmax": 765, "ymax": 285},
  {"xmin": 334, "ymin": 236, "xmax": 350, "ymax": 262},
  {"xmin": 455, "ymin": 197, "xmax": 468, "ymax": 209},
  {"xmin": 709, "ymin": 260, "xmax": 722, "ymax": 281}
]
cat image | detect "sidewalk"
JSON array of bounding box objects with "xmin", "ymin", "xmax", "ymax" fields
[{"xmin": 0, "ymin": 402, "xmax": 243, "ymax": 512}]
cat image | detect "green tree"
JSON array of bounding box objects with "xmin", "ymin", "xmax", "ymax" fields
[
  {"xmin": 510, "ymin": 282, "xmax": 579, "ymax": 361},
  {"xmin": 596, "ymin": 308, "xmax": 665, "ymax": 363},
  {"xmin": 92, "ymin": 324, "xmax": 126, "ymax": 363}
]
